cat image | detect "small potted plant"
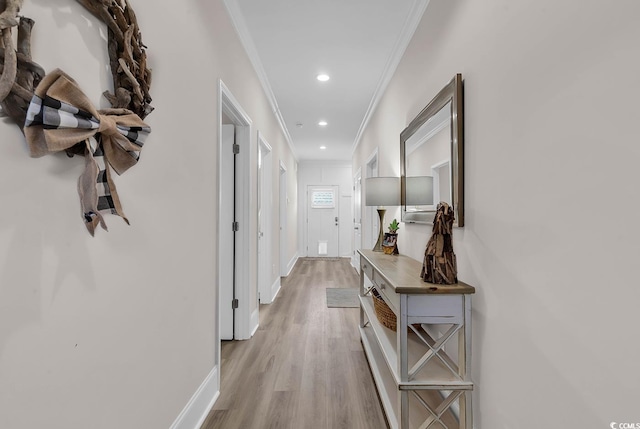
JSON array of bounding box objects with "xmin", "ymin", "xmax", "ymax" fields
[{"xmin": 382, "ymin": 219, "xmax": 400, "ymax": 255}]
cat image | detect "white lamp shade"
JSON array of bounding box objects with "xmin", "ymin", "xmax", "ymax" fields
[
  {"xmin": 365, "ymin": 177, "xmax": 400, "ymax": 206},
  {"xmin": 406, "ymin": 176, "xmax": 434, "ymax": 206}
]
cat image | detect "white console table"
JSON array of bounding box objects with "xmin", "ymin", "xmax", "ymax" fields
[{"xmin": 358, "ymin": 249, "xmax": 475, "ymax": 429}]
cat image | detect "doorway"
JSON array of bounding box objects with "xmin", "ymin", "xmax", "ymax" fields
[
  {"xmin": 218, "ymin": 80, "xmax": 253, "ymax": 353},
  {"xmin": 306, "ymin": 185, "xmax": 340, "ymax": 257},
  {"xmin": 279, "ymin": 162, "xmax": 288, "ymax": 276},
  {"xmin": 365, "ymin": 150, "xmax": 379, "ymax": 249},
  {"xmin": 352, "ymin": 168, "xmax": 362, "ymax": 271},
  {"xmin": 258, "ymin": 132, "xmax": 276, "ymax": 304},
  {"xmin": 432, "ymin": 160, "xmax": 451, "ymax": 206}
]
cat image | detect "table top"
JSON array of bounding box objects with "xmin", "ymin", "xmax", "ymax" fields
[{"xmin": 358, "ymin": 249, "xmax": 475, "ymax": 295}]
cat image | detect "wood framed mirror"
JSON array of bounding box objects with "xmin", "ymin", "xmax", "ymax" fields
[{"xmin": 400, "ymin": 74, "xmax": 464, "ymax": 227}]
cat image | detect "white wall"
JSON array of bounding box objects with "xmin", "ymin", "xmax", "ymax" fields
[
  {"xmin": 297, "ymin": 161, "xmax": 353, "ymax": 258},
  {"xmin": 0, "ymin": 1, "xmax": 296, "ymax": 428},
  {"xmin": 353, "ymin": 0, "xmax": 640, "ymax": 427}
]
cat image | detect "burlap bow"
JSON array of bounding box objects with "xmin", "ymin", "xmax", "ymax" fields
[{"xmin": 24, "ymin": 69, "xmax": 150, "ymax": 236}]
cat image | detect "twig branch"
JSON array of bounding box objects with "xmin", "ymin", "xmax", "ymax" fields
[
  {"xmin": 0, "ymin": 0, "xmax": 23, "ymax": 29},
  {"xmin": 1, "ymin": 0, "xmax": 153, "ymax": 130},
  {"xmin": 0, "ymin": 28, "xmax": 17, "ymax": 101},
  {"xmin": 74, "ymin": 0, "xmax": 153, "ymax": 118}
]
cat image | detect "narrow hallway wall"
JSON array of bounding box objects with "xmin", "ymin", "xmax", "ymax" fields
[
  {"xmin": 0, "ymin": 1, "xmax": 296, "ymax": 428},
  {"xmin": 353, "ymin": 0, "xmax": 640, "ymax": 427}
]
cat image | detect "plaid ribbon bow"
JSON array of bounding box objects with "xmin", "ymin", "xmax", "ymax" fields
[{"xmin": 24, "ymin": 69, "xmax": 150, "ymax": 236}]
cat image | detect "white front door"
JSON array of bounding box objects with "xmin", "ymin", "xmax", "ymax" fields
[{"xmin": 307, "ymin": 185, "xmax": 339, "ymax": 257}]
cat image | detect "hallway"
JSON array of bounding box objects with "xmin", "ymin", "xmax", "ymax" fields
[{"xmin": 202, "ymin": 258, "xmax": 387, "ymax": 429}]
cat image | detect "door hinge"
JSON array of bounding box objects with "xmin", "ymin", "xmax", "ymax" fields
[
  {"xmin": 232, "ymin": 221, "xmax": 239, "ymax": 231},
  {"xmin": 232, "ymin": 299, "xmax": 239, "ymax": 309},
  {"xmin": 233, "ymin": 144, "xmax": 240, "ymax": 154}
]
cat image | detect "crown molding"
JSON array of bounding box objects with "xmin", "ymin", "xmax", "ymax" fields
[
  {"xmin": 351, "ymin": 0, "xmax": 431, "ymax": 155},
  {"xmin": 223, "ymin": 0, "xmax": 298, "ymax": 161}
]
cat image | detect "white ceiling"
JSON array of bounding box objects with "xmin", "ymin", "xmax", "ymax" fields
[{"xmin": 226, "ymin": 0, "xmax": 430, "ymax": 161}]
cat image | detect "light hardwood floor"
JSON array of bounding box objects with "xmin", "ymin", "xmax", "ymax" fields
[{"xmin": 202, "ymin": 257, "xmax": 388, "ymax": 429}]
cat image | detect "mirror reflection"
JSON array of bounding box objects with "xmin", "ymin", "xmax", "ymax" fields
[
  {"xmin": 400, "ymin": 74, "xmax": 464, "ymax": 226},
  {"xmin": 405, "ymin": 101, "xmax": 452, "ymax": 212}
]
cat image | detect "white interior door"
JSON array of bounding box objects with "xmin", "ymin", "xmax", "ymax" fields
[
  {"xmin": 258, "ymin": 135, "xmax": 273, "ymax": 303},
  {"xmin": 307, "ymin": 185, "xmax": 339, "ymax": 257},
  {"xmin": 220, "ymin": 124, "xmax": 235, "ymax": 340},
  {"xmin": 279, "ymin": 163, "xmax": 288, "ymax": 276},
  {"xmin": 366, "ymin": 153, "xmax": 379, "ymax": 249},
  {"xmin": 352, "ymin": 171, "xmax": 362, "ymax": 271}
]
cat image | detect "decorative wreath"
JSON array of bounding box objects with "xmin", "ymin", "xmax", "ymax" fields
[{"xmin": 0, "ymin": 0, "xmax": 153, "ymax": 235}]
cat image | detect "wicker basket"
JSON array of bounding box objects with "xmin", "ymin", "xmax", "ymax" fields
[{"xmin": 371, "ymin": 288, "xmax": 397, "ymax": 331}]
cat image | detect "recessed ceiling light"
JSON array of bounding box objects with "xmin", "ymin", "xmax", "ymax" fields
[
  {"xmin": 317, "ymin": 74, "xmax": 330, "ymax": 82},
  {"xmin": 320, "ymin": 146, "xmax": 327, "ymax": 150},
  {"xmin": 318, "ymin": 120, "xmax": 328, "ymax": 126}
]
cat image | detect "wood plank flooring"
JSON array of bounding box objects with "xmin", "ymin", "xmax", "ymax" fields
[{"xmin": 202, "ymin": 258, "xmax": 388, "ymax": 429}]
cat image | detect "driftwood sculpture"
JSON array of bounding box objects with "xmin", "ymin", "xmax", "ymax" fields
[
  {"xmin": 0, "ymin": 0, "xmax": 153, "ymax": 235},
  {"xmin": 421, "ymin": 202, "xmax": 458, "ymax": 284}
]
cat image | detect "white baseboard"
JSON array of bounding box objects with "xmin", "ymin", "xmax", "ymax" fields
[
  {"xmin": 285, "ymin": 253, "xmax": 299, "ymax": 276},
  {"xmin": 259, "ymin": 277, "xmax": 281, "ymax": 305},
  {"xmin": 351, "ymin": 255, "xmax": 360, "ymax": 274},
  {"xmin": 250, "ymin": 307, "xmax": 259, "ymax": 337},
  {"xmin": 169, "ymin": 366, "xmax": 219, "ymax": 429},
  {"xmin": 270, "ymin": 277, "xmax": 281, "ymax": 302}
]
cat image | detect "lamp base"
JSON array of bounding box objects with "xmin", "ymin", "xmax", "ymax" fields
[{"xmin": 373, "ymin": 208, "xmax": 386, "ymax": 252}]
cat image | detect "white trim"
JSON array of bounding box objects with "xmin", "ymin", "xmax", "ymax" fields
[
  {"xmin": 250, "ymin": 308, "xmax": 260, "ymax": 337},
  {"xmin": 285, "ymin": 253, "xmax": 299, "ymax": 277},
  {"xmin": 260, "ymin": 276, "xmax": 281, "ymax": 305},
  {"xmin": 257, "ymin": 130, "xmax": 273, "ymax": 152},
  {"xmin": 270, "ymin": 276, "xmax": 282, "ymax": 302},
  {"xmin": 219, "ymin": 80, "xmax": 253, "ymax": 126},
  {"xmin": 351, "ymin": 0, "xmax": 432, "ymax": 154},
  {"xmin": 365, "ymin": 148, "xmax": 379, "ymax": 169},
  {"xmin": 222, "ymin": 0, "xmax": 297, "ymax": 161},
  {"xmin": 300, "ymin": 160, "xmax": 351, "ymax": 167},
  {"xmin": 169, "ymin": 366, "xmax": 219, "ymax": 429}
]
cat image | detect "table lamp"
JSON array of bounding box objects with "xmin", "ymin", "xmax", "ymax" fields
[
  {"xmin": 406, "ymin": 176, "xmax": 434, "ymax": 206},
  {"xmin": 365, "ymin": 177, "xmax": 400, "ymax": 252}
]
